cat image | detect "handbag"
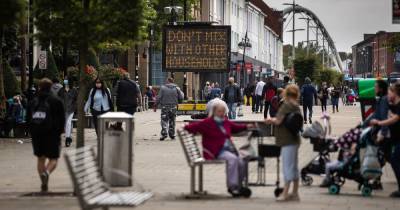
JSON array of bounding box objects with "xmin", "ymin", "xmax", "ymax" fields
[{"xmin": 239, "ymin": 141, "xmax": 257, "ymax": 160}]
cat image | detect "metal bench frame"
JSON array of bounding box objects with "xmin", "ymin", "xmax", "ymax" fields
[
  {"xmin": 64, "ymin": 146, "xmax": 152, "ymax": 210},
  {"xmin": 177, "ymin": 129, "xmax": 227, "ymax": 197}
]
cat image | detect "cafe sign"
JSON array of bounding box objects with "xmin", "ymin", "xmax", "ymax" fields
[{"xmin": 162, "ymin": 25, "xmax": 231, "ymax": 72}]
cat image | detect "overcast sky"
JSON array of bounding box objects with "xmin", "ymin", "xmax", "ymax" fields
[{"xmin": 264, "ymin": 0, "xmax": 400, "ymax": 52}]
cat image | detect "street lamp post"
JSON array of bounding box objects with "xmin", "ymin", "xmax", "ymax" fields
[
  {"xmin": 238, "ymin": 31, "xmax": 251, "ymax": 88},
  {"xmin": 284, "ymin": 0, "xmax": 298, "ymax": 61},
  {"xmin": 164, "ymin": 2, "xmax": 183, "ymax": 79},
  {"xmin": 299, "ymin": 17, "xmax": 312, "ymax": 56}
]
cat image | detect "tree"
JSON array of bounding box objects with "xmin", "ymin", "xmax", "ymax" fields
[
  {"xmin": 294, "ymin": 56, "xmax": 318, "ymax": 87},
  {"xmin": 3, "ymin": 61, "xmax": 20, "ymax": 99},
  {"xmin": 0, "ymin": 0, "xmax": 25, "ymax": 116},
  {"xmin": 34, "ymin": 0, "xmax": 153, "ymax": 147}
]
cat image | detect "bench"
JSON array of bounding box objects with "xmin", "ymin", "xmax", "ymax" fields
[
  {"xmin": 64, "ymin": 146, "xmax": 152, "ymax": 210},
  {"xmin": 177, "ymin": 129, "xmax": 227, "ymax": 197}
]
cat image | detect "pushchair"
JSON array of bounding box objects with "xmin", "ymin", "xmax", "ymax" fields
[
  {"xmin": 301, "ymin": 113, "xmax": 335, "ymax": 186},
  {"xmin": 327, "ymin": 126, "xmax": 383, "ymax": 197}
]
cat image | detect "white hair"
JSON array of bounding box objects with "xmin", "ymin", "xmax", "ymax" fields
[{"xmin": 206, "ymin": 98, "xmax": 229, "ymax": 117}]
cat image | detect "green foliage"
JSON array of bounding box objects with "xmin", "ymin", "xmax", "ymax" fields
[
  {"xmin": 315, "ymin": 68, "xmax": 343, "ymax": 86},
  {"xmin": 388, "ymin": 33, "xmax": 400, "ymax": 52},
  {"xmin": 3, "ymin": 61, "xmax": 20, "ymax": 98},
  {"xmin": 33, "ymin": 50, "xmax": 60, "ymax": 80},
  {"xmin": 87, "ymin": 48, "xmax": 100, "ymax": 69},
  {"xmin": 294, "ymin": 56, "xmax": 317, "ymax": 86},
  {"xmin": 0, "ymin": 0, "xmax": 25, "ymax": 27}
]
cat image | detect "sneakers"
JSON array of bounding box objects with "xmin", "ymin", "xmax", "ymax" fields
[
  {"xmin": 65, "ymin": 137, "xmax": 72, "ymax": 147},
  {"xmin": 40, "ymin": 171, "xmax": 49, "ymax": 192},
  {"xmin": 288, "ymin": 193, "xmax": 300, "ymax": 201},
  {"xmin": 228, "ymin": 187, "xmax": 252, "ymax": 198},
  {"xmin": 160, "ymin": 136, "xmax": 167, "ymax": 141},
  {"xmin": 390, "ymin": 191, "xmax": 400, "ymax": 198}
]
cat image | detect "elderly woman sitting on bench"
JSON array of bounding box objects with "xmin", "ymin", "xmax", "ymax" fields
[{"xmin": 184, "ymin": 99, "xmax": 254, "ymax": 197}]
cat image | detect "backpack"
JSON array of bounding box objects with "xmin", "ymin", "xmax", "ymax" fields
[
  {"xmin": 284, "ymin": 112, "xmax": 303, "ymax": 136},
  {"xmin": 265, "ymin": 89, "xmax": 276, "ymax": 102},
  {"xmin": 30, "ymin": 97, "xmax": 53, "ymax": 136}
]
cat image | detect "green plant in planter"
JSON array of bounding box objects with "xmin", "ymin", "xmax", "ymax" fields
[{"xmin": 3, "ymin": 61, "xmax": 20, "ymax": 99}]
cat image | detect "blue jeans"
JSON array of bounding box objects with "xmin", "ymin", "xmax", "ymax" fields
[{"xmin": 227, "ymin": 103, "xmax": 237, "ymax": 119}]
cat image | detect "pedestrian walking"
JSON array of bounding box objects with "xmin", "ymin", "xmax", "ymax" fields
[
  {"xmin": 266, "ymin": 84, "xmax": 302, "ymax": 202},
  {"xmin": 115, "ymin": 73, "xmax": 142, "ymax": 115},
  {"xmin": 209, "ymin": 83, "xmax": 222, "ymax": 99},
  {"xmin": 50, "ymin": 78, "xmax": 63, "ymax": 96},
  {"xmin": 370, "ymin": 82, "xmax": 400, "ymax": 198},
  {"xmin": 28, "ymin": 78, "xmax": 65, "ymax": 192},
  {"xmin": 57, "ymin": 78, "xmax": 78, "ymax": 147},
  {"xmin": 331, "ymin": 85, "xmax": 340, "ymax": 113},
  {"xmin": 269, "ymin": 88, "xmax": 284, "ymax": 118},
  {"xmin": 262, "ymin": 78, "xmax": 277, "ymax": 118},
  {"xmin": 155, "ymin": 77, "xmax": 184, "ymax": 141},
  {"xmin": 281, "ymin": 76, "xmax": 290, "ymax": 89},
  {"xmin": 203, "ymin": 81, "xmax": 211, "ymax": 101},
  {"xmin": 254, "ymin": 79, "xmax": 265, "ymax": 113},
  {"xmin": 223, "ymin": 77, "xmax": 241, "ymax": 119},
  {"xmin": 184, "ymin": 100, "xmax": 254, "ymax": 197},
  {"xmin": 84, "ymin": 78, "xmax": 113, "ymax": 135},
  {"xmin": 318, "ymin": 82, "xmax": 329, "ymax": 112},
  {"xmin": 301, "ymin": 77, "xmax": 317, "ymax": 124}
]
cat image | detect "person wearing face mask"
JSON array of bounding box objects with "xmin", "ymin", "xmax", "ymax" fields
[
  {"xmin": 184, "ymin": 99, "xmax": 254, "ymax": 197},
  {"xmin": 84, "ymin": 78, "xmax": 113, "ymax": 135},
  {"xmin": 58, "ymin": 78, "xmax": 78, "ymax": 147}
]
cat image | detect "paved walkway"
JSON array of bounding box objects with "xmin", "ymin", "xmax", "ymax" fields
[{"xmin": 0, "ymin": 104, "xmax": 399, "ymax": 210}]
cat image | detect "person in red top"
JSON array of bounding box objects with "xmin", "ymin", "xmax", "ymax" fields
[{"xmin": 184, "ymin": 99, "xmax": 254, "ymax": 197}]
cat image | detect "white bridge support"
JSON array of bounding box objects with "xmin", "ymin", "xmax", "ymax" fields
[{"xmin": 283, "ymin": 5, "xmax": 344, "ymax": 72}]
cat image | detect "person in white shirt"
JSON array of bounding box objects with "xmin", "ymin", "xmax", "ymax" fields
[{"xmin": 254, "ymin": 79, "xmax": 265, "ymax": 113}]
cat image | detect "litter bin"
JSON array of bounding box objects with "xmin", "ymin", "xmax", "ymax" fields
[
  {"xmin": 358, "ymin": 79, "xmax": 376, "ymax": 121},
  {"xmin": 98, "ymin": 112, "xmax": 134, "ymax": 187}
]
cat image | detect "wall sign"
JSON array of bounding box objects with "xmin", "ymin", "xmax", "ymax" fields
[{"xmin": 162, "ymin": 25, "xmax": 231, "ymax": 72}]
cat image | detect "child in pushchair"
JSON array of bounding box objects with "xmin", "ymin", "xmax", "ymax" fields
[
  {"xmin": 301, "ymin": 113, "xmax": 335, "ymax": 186},
  {"xmin": 321, "ymin": 126, "xmax": 383, "ymax": 196}
]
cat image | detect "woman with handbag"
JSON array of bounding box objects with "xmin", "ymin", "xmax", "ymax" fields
[
  {"xmin": 266, "ymin": 84, "xmax": 302, "ymax": 202},
  {"xmin": 184, "ymin": 99, "xmax": 254, "ymax": 197}
]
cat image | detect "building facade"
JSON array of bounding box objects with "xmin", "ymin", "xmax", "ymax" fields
[
  {"xmin": 201, "ymin": 0, "xmax": 284, "ymax": 88},
  {"xmin": 352, "ymin": 31, "xmax": 400, "ymax": 78}
]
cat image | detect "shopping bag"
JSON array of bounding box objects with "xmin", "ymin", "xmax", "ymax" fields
[{"xmin": 237, "ymin": 105, "xmax": 244, "ymax": 117}]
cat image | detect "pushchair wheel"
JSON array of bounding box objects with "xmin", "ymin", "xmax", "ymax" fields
[
  {"xmin": 328, "ymin": 184, "xmax": 340, "ymax": 195},
  {"xmin": 240, "ymin": 187, "xmax": 252, "ymax": 198},
  {"xmin": 361, "ymin": 185, "xmax": 372, "ymax": 197},
  {"xmin": 301, "ymin": 176, "xmax": 313, "ymax": 186},
  {"xmin": 274, "ymin": 187, "xmax": 284, "ymax": 198}
]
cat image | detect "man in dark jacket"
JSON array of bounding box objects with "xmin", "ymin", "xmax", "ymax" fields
[
  {"xmin": 223, "ymin": 77, "xmax": 241, "ymax": 119},
  {"xmin": 115, "ymin": 73, "xmax": 142, "ymax": 115},
  {"xmin": 28, "ymin": 78, "xmax": 65, "ymax": 192},
  {"xmin": 301, "ymin": 77, "xmax": 318, "ymax": 124}
]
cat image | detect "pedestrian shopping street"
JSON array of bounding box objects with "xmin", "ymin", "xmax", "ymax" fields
[{"xmin": 0, "ymin": 105, "xmax": 398, "ymax": 210}]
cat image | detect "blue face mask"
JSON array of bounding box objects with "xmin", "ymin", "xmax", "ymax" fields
[
  {"xmin": 213, "ymin": 116, "xmax": 224, "ymax": 123},
  {"xmin": 64, "ymin": 80, "xmax": 69, "ymax": 85}
]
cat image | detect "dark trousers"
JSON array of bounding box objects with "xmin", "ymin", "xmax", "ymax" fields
[
  {"xmin": 320, "ymin": 99, "xmax": 327, "ymax": 112},
  {"xmin": 91, "ymin": 109, "xmax": 108, "ymax": 135},
  {"xmin": 118, "ymin": 106, "xmax": 137, "ymax": 116},
  {"xmin": 264, "ymin": 101, "xmax": 271, "ymax": 119},
  {"xmin": 303, "ymin": 103, "xmax": 313, "ymax": 122},
  {"xmin": 332, "ymin": 97, "xmax": 339, "ymax": 112},
  {"xmin": 251, "ymin": 95, "xmax": 256, "ymax": 112},
  {"xmin": 255, "ymin": 95, "xmax": 263, "ymax": 113},
  {"xmin": 390, "ymin": 144, "xmax": 400, "ymax": 191}
]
